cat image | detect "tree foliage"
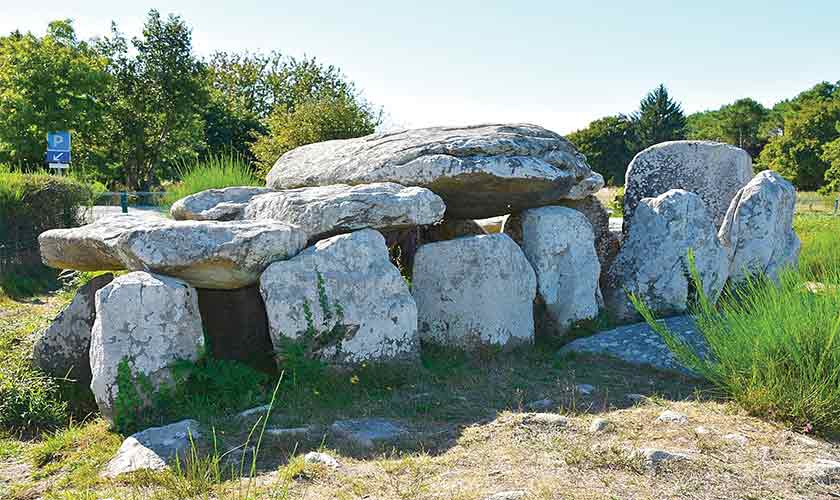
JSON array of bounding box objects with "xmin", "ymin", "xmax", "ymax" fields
[
  {"xmin": 0, "ymin": 20, "xmax": 108, "ymax": 170},
  {"xmin": 686, "ymin": 98, "xmax": 769, "ymax": 157},
  {"xmin": 630, "ymin": 84, "xmax": 686, "ymax": 150},
  {"xmin": 567, "ymin": 115, "xmax": 635, "ymax": 185},
  {"xmin": 758, "ymin": 82, "xmax": 840, "ymax": 191}
]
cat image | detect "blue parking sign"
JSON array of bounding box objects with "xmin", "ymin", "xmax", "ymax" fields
[
  {"xmin": 47, "ymin": 131, "xmax": 71, "ymax": 152},
  {"xmin": 47, "ymin": 151, "xmax": 71, "ymax": 164}
]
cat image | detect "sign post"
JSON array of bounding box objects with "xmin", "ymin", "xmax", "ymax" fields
[{"xmin": 47, "ymin": 131, "xmax": 71, "ymax": 173}]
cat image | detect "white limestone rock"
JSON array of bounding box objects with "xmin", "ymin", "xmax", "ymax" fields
[
  {"xmin": 102, "ymin": 419, "xmax": 202, "ymax": 477},
  {"xmin": 266, "ymin": 124, "xmax": 604, "ymax": 219},
  {"xmin": 169, "ymin": 186, "xmax": 272, "ymax": 221},
  {"xmin": 89, "ymin": 272, "xmax": 204, "ymax": 421},
  {"xmin": 242, "ymin": 183, "xmax": 445, "ymax": 242},
  {"xmin": 605, "ymin": 190, "xmax": 729, "ymax": 322},
  {"xmin": 260, "ymin": 229, "xmax": 419, "ymax": 364},
  {"xmin": 503, "ymin": 206, "xmax": 601, "ymax": 337},
  {"xmin": 39, "ymin": 215, "xmax": 307, "ymax": 289},
  {"xmin": 623, "ymin": 141, "xmax": 753, "ymax": 232},
  {"xmin": 718, "ymin": 170, "xmax": 800, "ymax": 285},
  {"xmin": 411, "ymin": 234, "xmax": 537, "ymax": 349}
]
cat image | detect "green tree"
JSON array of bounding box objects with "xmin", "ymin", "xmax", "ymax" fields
[
  {"xmin": 686, "ymin": 98, "xmax": 769, "ymax": 157},
  {"xmin": 758, "ymin": 82, "xmax": 840, "ymax": 190},
  {"xmin": 204, "ymin": 52, "xmax": 364, "ymax": 162},
  {"xmin": 630, "ymin": 84, "xmax": 686, "ymax": 150},
  {"xmin": 0, "ymin": 20, "xmax": 108, "ymax": 170},
  {"xmin": 567, "ymin": 115, "xmax": 635, "ymax": 185},
  {"xmin": 96, "ymin": 11, "xmax": 207, "ymax": 189},
  {"xmin": 251, "ymin": 93, "xmax": 379, "ymax": 175}
]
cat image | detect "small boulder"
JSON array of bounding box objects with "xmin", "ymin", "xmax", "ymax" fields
[
  {"xmin": 32, "ymin": 273, "xmax": 113, "ymax": 387},
  {"xmin": 724, "ymin": 433, "xmax": 749, "ymax": 446},
  {"xmin": 718, "ymin": 170, "xmax": 800, "ymax": 284},
  {"xmin": 656, "ymin": 410, "xmax": 689, "ymax": 425},
  {"xmin": 635, "ymin": 448, "xmax": 690, "ymax": 468},
  {"xmin": 623, "ymin": 141, "xmax": 753, "ymax": 232},
  {"xmin": 170, "ymin": 186, "xmax": 272, "ymax": 221},
  {"xmin": 589, "ymin": 418, "xmax": 611, "ymax": 433},
  {"xmin": 102, "ymin": 419, "xmax": 202, "ymax": 477},
  {"xmin": 90, "ymin": 272, "xmax": 204, "ymax": 421},
  {"xmin": 331, "ymin": 418, "xmax": 407, "ymax": 448},
  {"xmin": 604, "ymin": 190, "xmax": 729, "ymax": 322},
  {"xmin": 266, "ymin": 123, "xmax": 604, "ymax": 219},
  {"xmin": 242, "ymin": 183, "xmax": 445, "ymax": 242},
  {"xmin": 503, "ymin": 206, "xmax": 601, "ymax": 338},
  {"xmin": 801, "ymin": 459, "xmax": 840, "ymax": 484},
  {"xmin": 39, "ymin": 215, "xmax": 308, "ymax": 289},
  {"xmin": 304, "ymin": 451, "xmax": 340, "ymax": 468},
  {"xmin": 260, "ymin": 229, "xmax": 419, "ymax": 364},
  {"xmin": 411, "ymin": 234, "xmax": 537, "ymax": 349}
]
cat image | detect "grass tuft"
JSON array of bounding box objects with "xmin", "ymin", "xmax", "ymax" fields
[{"xmin": 163, "ymin": 152, "xmax": 260, "ymax": 207}]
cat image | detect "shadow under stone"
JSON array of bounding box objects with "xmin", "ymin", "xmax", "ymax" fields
[{"xmin": 196, "ymin": 285, "xmax": 276, "ymax": 374}]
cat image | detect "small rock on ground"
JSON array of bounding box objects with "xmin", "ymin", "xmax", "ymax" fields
[
  {"xmin": 562, "ymin": 315, "xmax": 705, "ymax": 375},
  {"xmin": 802, "ymin": 459, "xmax": 840, "ymax": 484},
  {"xmin": 266, "ymin": 427, "xmax": 311, "ymax": 438},
  {"xmin": 636, "ymin": 448, "xmax": 690, "ymax": 468},
  {"xmin": 102, "ymin": 419, "xmax": 202, "ymax": 478},
  {"xmin": 575, "ymin": 383, "xmax": 595, "ymax": 395},
  {"xmin": 304, "ymin": 452, "xmax": 340, "ymax": 468},
  {"xmin": 237, "ymin": 404, "xmax": 272, "ymax": 418},
  {"xmin": 485, "ymin": 491, "xmax": 527, "ymax": 500},
  {"xmin": 656, "ymin": 410, "xmax": 689, "ymax": 425},
  {"xmin": 724, "ymin": 433, "xmax": 749, "ymax": 446},
  {"xmin": 589, "ymin": 418, "xmax": 611, "ymax": 433},
  {"xmin": 331, "ymin": 418, "xmax": 407, "ymax": 448},
  {"xmin": 522, "ymin": 413, "xmax": 568, "ymax": 427}
]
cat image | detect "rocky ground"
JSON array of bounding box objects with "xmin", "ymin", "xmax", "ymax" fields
[{"xmin": 1, "ymin": 291, "xmax": 839, "ymax": 500}]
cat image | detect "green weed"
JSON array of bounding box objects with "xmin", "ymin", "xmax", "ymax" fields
[{"xmin": 162, "ymin": 152, "xmax": 260, "ymax": 207}]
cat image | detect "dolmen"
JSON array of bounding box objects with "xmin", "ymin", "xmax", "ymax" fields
[{"xmin": 35, "ymin": 125, "xmax": 799, "ymax": 423}]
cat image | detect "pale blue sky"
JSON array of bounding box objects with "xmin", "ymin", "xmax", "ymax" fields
[{"xmin": 2, "ymin": 0, "xmax": 838, "ymax": 133}]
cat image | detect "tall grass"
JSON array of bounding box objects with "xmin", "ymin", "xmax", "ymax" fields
[
  {"xmin": 163, "ymin": 153, "xmax": 261, "ymax": 207},
  {"xmin": 632, "ymin": 253, "xmax": 840, "ymax": 436},
  {"xmin": 794, "ymin": 215, "xmax": 840, "ymax": 280}
]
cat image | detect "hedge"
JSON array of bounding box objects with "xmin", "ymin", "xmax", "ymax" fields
[{"xmin": 0, "ymin": 169, "xmax": 93, "ymax": 276}]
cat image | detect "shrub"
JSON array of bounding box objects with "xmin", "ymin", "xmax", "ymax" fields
[
  {"xmin": 632, "ymin": 254, "xmax": 840, "ymax": 437},
  {"xmin": 0, "ymin": 169, "xmax": 94, "ymax": 296},
  {"xmin": 162, "ymin": 152, "xmax": 260, "ymax": 207},
  {"xmin": 609, "ymin": 187, "xmax": 625, "ymax": 217}
]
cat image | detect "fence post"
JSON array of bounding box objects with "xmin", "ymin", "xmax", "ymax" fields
[{"xmin": 120, "ymin": 191, "xmax": 128, "ymax": 214}]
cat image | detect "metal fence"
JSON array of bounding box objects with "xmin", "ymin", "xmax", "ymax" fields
[
  {"xmin": 795, "ymin": 192, "xmax": 839, "ymax": 215},
  {"xmin": 86, "ymin": 191, "xmax": 167, "ymax": 222}
]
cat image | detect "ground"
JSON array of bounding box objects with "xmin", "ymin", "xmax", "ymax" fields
[{"xmin": 1, "ymin": 289, "xmax": 838, "ymax": 499}]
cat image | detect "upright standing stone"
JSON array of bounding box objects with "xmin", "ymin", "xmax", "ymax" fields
[
  {"xmin": 266, "ymin": 124, "xmax": 604, "ymax": 219},
  {"xmin": 89, "ymin": 272, "xmax": 204, "ymax": 421},
  {"xmin": 412, "ymin": 234, "xmax": 537, "ymax": 349},
  {"xmin": 32, "ymin": 273, "xmax": 114, "ymax": 388},
  {"xmin": 623, "ymin": 141, "xmax": 753, "ymax": 232},
  {"xmin": 260, "ymin": 229, "xmax": 419, "ymax": 364},
  {"xmin": 718, "ymin": 170, "xmax": 800, "ymax": 284},
  {"xmin": 605, "ymin": 190, "xmax": 729, "ymax": 322},
  {"xmin": 503, "ymin": 207, "xmax": 601, "ymax": 337},
  {"xmin": 557, "ymin": 195, "xmax": 621, "ymax": 275}
]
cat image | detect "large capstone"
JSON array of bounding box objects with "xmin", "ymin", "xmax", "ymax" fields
[
  {"xmin": 605, "ymin": 190, "xmax": 729, "ymax": 322},
  {"xmin": 266, "ymin": 124, "xmax": 604, "ymax": 219},
  {"xmin": 90, "ymin": 272, "xmax": 204, "ymax": 421},
  {"xmin": 411, "ymin": 234, "xmax": 537, "ymax": 349},
  {"xmin": 170, "ymin": 186, "xmax": 273, "ymax": 221},
  {"xmin": 260, "ymin": 229, "xmax": 419, "ymax": 364},
  {"xmin": 39, "ymin": 215, "xmax": 307, "ymax": 289},
  {"xmin": 718, "ymin": 170, "xmax": 800, "ymax": 284},
  {"xmin": 241, "ymin": 183, "xmax": 445, "ymax": 242},
  {"xmin": 32, "ymin": 273, "xmax": 114, "ymax": 388},
  {"xmin": 503, "ymin": 207, "xmax": 601, "ymax": 338},
  {"xmin": 623, "ymin": 141, "xmax": 753, "ymax": 232}
]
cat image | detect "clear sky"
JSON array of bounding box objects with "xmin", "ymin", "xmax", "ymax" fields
[{"xmin": 2, "ymin": 0, "xmax": 838, "ymax": 133}]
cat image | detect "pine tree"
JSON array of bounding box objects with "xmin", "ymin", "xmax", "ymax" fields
[{"xmin": 631, "ymin": 84, "xmax": 687, "ymax": 150}]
